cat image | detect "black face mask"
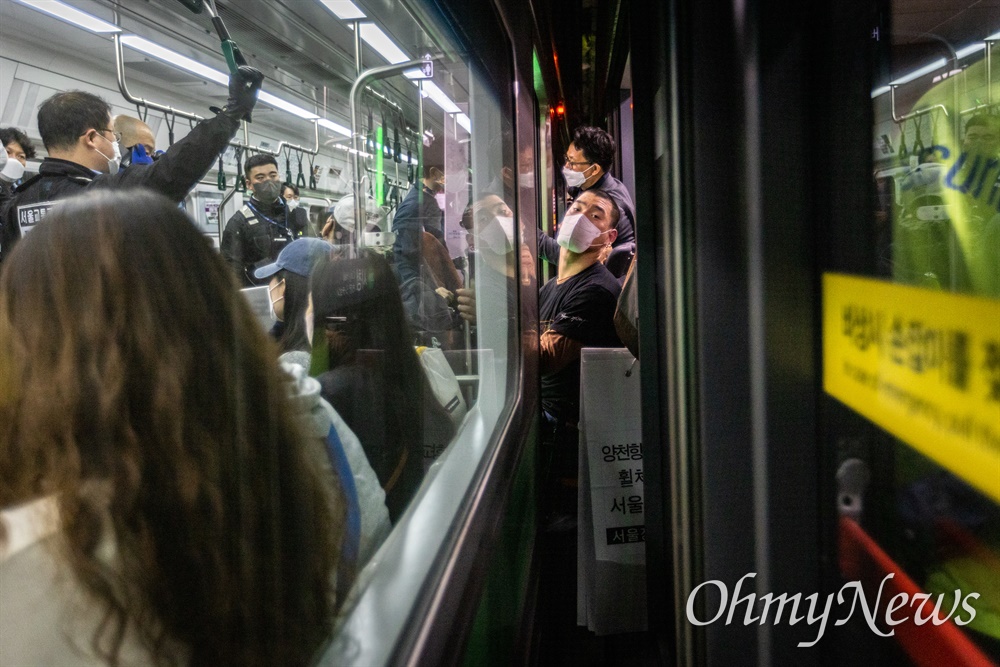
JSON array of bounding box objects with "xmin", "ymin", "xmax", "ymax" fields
[{"xmin": 252, "ymin": 180, "xmax": 283, "ymax": 203}]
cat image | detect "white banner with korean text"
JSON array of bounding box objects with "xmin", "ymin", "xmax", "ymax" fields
[{"xmin": 577, "ymin": 348, "xmax": 647, "ymax": 635}]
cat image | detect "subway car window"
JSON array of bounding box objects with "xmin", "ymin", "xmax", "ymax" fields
[
  {"xmin": 0, "ymin": 0, "xmax": 517, "ymax": 663},
  {"xmin": 825, "ymin": 1, "xmax": 999, "ymax": 662}
]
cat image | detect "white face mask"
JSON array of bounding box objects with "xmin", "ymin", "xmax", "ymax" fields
[
  {"xmin": 95, "ymin": 133, "xmax": 121, "ymax": 173},
  {"xmin": 286, "ymin": 198, "xmax": 300, "ymax": 211},
  {"xmin": 557, "ymin": 212, "xmax": 607, "ymax": 253},
  {"xmin": 518, "ymin": 171, "xmax": 535, "ymax": 189},
  {"xmin": 434, "ymin": 192, "xmax": 446, "ymax": 211},
  {"xmin": 479, "ymin": 214, "xmax": 515, "ymax": 254},
  {"xmin": 0, "ymin": 154, "xmax": 24, "ymax": 183},
  {"xmin": 562, "ymin": 164, "xmax": 592, "ymax": 188}
]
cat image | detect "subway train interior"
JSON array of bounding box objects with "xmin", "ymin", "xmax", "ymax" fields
[{"xmin": 0, "ymin": 0, "xmax": 998, "ymax": 665}]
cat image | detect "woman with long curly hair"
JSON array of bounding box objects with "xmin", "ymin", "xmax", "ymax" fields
[{"xmin": 0, "ymin": 189, "xmax": 344, "ymax": 666}]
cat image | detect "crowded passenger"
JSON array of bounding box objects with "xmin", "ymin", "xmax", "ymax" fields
[
  {"xmin": 282, "ymin": 183, "xmax": 316, "ymax": 237},
  {"xmin": 540, "ymin": 189, "xmax": 624, "ymax": 449},
  {"xmin": 308, "ymin": 251, "xmax": 455, "ymax": 521},
  {"xmin": 0, "ymin": 64, "xmax": 262, "ymax": 261},
  {"xmin": 0, "ymin": 189, "xmax": 344, "ymax": 666},
  {"xmin": 255, "ymin": 236, "xmax": 335, "ymax": 359},
  {"xmin": 1, "ymin": 126, "xmax": 35, "ymax": 170},
  {"xmin": 538, "ymin": 126, "xmax": 636, "ymax": 269},
  {"xmin": 112, "ymin": 114, "xmax": 158, "ymax": 168},
  {"xmin": 221, "ymin": 154, "xmax": 299, "ymax": 286}
]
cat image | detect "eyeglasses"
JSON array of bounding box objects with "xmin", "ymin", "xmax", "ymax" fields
[
  {"xmin": 563, "ymin": 156, "xmax": 592, "ymax": 167},
  {"xmin": 94, "ymin": 128, "xmax": 122, "ymax": 143}
]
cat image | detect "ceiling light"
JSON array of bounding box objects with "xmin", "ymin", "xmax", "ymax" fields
[
  {"xmin": 955, "ymin": 43, "xmax": 986, "ymax": 59},
  {"xmin": 456, "ymin": 113, "xmax": 471, "ymax": 133},
  {"xmin": 987, "ymin": 31, "xmax": 1000, "ymax": 41},
  {"xmin": 258, "ymin": 92, "xmax": 319, "ymax": 120},
  {"xmin": 419, "ymin": 81, "xmax": 461, "ymax": 114},
  {"xmin": 121, "ymin": 35, "xmax": 228, "ymax": 85},
  {"xmin": 359, "ymin": 23, "xmax": 409, "ymax": 64},
  {"xmin": 889, "ymin": 58, "xmax": 947, "ymax": 86},
  {"xmin": 13, "ymin": 0, "xmax": 120, "ymax": 33},
  {"xmin": 319, "ymin": 0, "xmax": 366, "ymax": 20},
  {"xmin": 318, "ymin": 118, "xmax": 352, "ymax": 136},
  {"xmin": 871, "ymin": 85, "xmax": 890, "ymax": 98}
]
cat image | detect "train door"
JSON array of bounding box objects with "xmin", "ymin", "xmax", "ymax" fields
[{"xmin": 630, "ymin": 0, "xmax": 999, "ymax": 664}]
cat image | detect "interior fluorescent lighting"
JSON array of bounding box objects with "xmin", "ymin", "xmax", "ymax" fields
[
  {"xmin": 987, "ymin": 31, "xmax": 1000, "ymax": 41},
  {"xmin": 956, "ymin": 43, "xmax": 986, "ymax": 59},
  {"xmin": 889, "ymin": 58, "xmax": 947, "ymax": 86},
  {"xmin": 121, "ymin": 35, "xmax": 228, "ymax": 85},
  {"xmin": 13, "ymin": 0, "xmax": 121, "ymax": 33},
  {"xmin": 871, "ymin": 85, "xmax": 891, "ymax": 98},
  {"xmin": 318, "ymin": 118, "xmax": 352, "ymax": 136},
  {"xmin": 359, "ymin": 23, "xmax": 409, "ymax": 64},
  {"xmin": 319, "ymin": 0, "xmax": 366, "ymax": 20},
  {"xmin": 456, "ymin": 113, "xmax": 471, "ymax": 133},
  {"xmin": 419, "ymin": 81, "xmax": 461, "ymax": 114},
  {"xmin": 258, "ymin": 92, "xmax": 319, "ymax": 120}
]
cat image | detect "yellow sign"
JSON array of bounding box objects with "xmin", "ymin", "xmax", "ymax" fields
[{"xmin": 823, "ymin": 273, "xmax": 1000, "ymax": 502}]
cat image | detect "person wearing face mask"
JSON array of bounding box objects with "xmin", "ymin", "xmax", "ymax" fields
[
  {"xmin": 282, "ymin": 183, "xmax": 316, "ymax": 237},
  {"xmin": 539, "ymin": 188, "xmax": 623, "ymax": 433},
  {"xmin": 0, "ymin": 127, "xmax": 36, "ymax": 199},
  {"xmin": 221, "ymin": 155, "xmax": 300, "ymax": 286},
  {"xmin": 391, "ymin": 136, "xmax": 448, "ymax": 285},
  {"xmin": 0, "ymin": 70, "xmax": 263, "ymax": 263},
  {"xmin": 112, "ymin": 114, "xmax": 158, "ymax": 170},
  {"xmin": 537, "ymin": 126, "xmax": 636, "ymax": 267}
]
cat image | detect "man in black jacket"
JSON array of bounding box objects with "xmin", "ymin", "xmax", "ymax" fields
[
  {"xmin": 0, "ymin": 65, "xmax": 263, "ymax": 262},
  {"xmin": 221, "ymin": 154, "xmax": 298, "ymax": 286}
]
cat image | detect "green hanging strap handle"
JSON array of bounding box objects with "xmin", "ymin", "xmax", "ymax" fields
[
  {"xmin": 308, "ymin": 153, "xmax": 317, "ymax": 190},
  {"xmin": 235, "ymin": 146, "xmax": 246, "ymax": 193},
  {"xmin": 217, "ymin": 154, "xmax": 227, "ymax": 191},
  {"xmin": 912, "ymin": 114, "xmax": 925, "ymax": 164},
  {"xmin": 284, "ymin": 147, "xmax": 293, "ymax": 186},
  {"xmin": 898, "ymin": 119, "xmax": 909, "ymax": 165},
  {"xmin": 296, "ymin": 151, "xmax": 306, "ymax": 188}
]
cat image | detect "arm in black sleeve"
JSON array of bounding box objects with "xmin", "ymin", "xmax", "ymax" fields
[
  {"xmin": 96, "ymin": 112, "xmax": 241, "ymax": 202},
  {"xmin": 536, "ymin": 226, "xmax": 560, "ymax": 265}
]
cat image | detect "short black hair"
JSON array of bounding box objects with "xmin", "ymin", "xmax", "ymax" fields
[
  {"xmin": 571, "ymin": 126, "xmax": 615, "ymax": 172},
  {"xmin": 283, "ymin": 183, "xmax": 300, "ymax": 197},
  {"xmin": 36, "ymin": 91, "xmax": 111, "ymax": 152},
  {"xmin": 244, "ymin": 153, "xmax": 278, "ymax": 178},
  {"xmin": 0, "ymin": 127, "xmax": 36, "ymax": 159},
  {"xmin": 577, "ymin": 188, "xmax": 620, "ymax": 229}
]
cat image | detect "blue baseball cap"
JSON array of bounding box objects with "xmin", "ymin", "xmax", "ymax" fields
[{"xmin": 254, "ymin": 237, "xmax": 333, "ymax": 280}]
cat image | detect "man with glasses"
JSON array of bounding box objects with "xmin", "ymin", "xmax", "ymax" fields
[
  {"xmin": 538, "ymin": 126, "xmax": 636, "ymax": 266},
  {"xmin": 1, "ymin": 66, "xmax": 262, "ymax": 262}
]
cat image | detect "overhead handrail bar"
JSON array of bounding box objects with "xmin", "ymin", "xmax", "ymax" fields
[
  {"xmin": 113, "ymin": 33, "xmax": 321, "ymax": 159},
  {"xmin": 350, "ymin": 55, "xmax": 442, "ymax": 250}
]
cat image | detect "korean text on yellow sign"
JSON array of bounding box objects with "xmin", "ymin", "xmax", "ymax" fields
[{"xmin": 823, "ymin": 273, "xmax": 1000, "ymax": 502}]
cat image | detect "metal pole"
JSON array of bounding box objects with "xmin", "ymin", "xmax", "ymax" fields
[
  {"xmin": 353, "ymin": 20, "xmax": 362, "ymax": 77},
  {"xmin": 350, "ymin": 58, "xmax": 436, "ymax": 251}
]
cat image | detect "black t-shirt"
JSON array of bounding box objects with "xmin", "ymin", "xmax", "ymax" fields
[{"xmin": 539, "ymin": 262, "xmax": 622, "ymax": 423}]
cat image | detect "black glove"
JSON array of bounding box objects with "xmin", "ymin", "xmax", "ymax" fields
[{"xmin": 217, "ymin": 65, "xmax": 264, "ymax": 122}]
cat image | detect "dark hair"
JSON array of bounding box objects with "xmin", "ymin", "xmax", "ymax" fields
[
  {"xmin": 421, "ymin": 136, "xmax": 444, "ymax": 178},
  {"xmin": 36, "ymin": 91, "xmax": 111, "ymax": 151},
  {"xmin": 310, "ymin": 252, "xmax": 454, "ymax": 518},
  {"xmin": 276, "ymin": 269, "xmax": 311, "ymax": 353},
  {"xmin": 0, "ymin": 189, "xmax": 343, "ymax": 666},
  {"xmin": 244, "ymin": 153, "xmax": 278, "ymax": 178},
  {"xmin": 283, "ymin": 183, "xmax": 300, "ymax": 197},
  {"xmin": 577, "ymin": 188, "xmax": 621, "ymax": 229},
  {"xmin": 0, "ymin": 127, "xmax": 36, "ymax": 159},
  {"xmin": 965, "ymin": 114, "xmax": 999, "ymax": 135},
  {"xmin": 572, "ymin": 126, "xmax": 616, "ymax": 172}
]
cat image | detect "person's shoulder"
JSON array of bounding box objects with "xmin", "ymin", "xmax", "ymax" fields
[{"xmin": 580, "ymin": 263, "xmax": 622, "ymax": 298}]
